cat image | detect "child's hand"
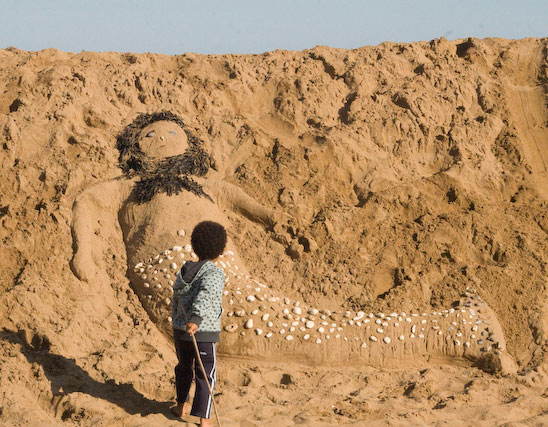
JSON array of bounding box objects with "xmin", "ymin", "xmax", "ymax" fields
[{"xmin": 186, "ymin": 322, "xmax": 198, "ymax": 335}]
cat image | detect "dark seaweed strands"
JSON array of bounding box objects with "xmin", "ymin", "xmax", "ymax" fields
[
  {"xmin": 115, "ymin": 111, "xmax": 214, "ymax": 204},
  {"xmin": 116, "ymin": 111, "xmax": 204, "ymax": 176},
  {"xmin": 131, "ymin": 151, "xmax": 213, "ymax": 204}
]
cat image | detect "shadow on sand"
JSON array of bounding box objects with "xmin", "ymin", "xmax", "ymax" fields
[{"xmin": 1, "ymin": 328, "xmax": 183, "ymax": 421}]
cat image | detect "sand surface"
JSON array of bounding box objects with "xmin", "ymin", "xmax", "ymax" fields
[{"xmin": 1, "ymin": 37, "xmax": 548, "ymax": 425}]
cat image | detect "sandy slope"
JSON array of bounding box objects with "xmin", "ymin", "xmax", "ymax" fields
[{"xmin": 1, "ymin": 37, "xmax": 548, "ymax": 425}]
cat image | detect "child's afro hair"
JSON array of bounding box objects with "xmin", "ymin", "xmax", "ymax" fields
[{"xmin": 191, "ymin": 221, "xmax": 227, "ymax": 260}]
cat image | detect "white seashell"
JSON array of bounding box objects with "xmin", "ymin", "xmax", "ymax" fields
[
  {"xmin": 317, "ymin": 327, "xmax": 325, "ymax": 333},
  {"xmin": 267, "ymin": 321, "xmax": 273, "ymax": 327},
  {"xmin": 282, "ymin": 308, "xmax": 290, "ymax": 315},
  {"xmin": 246, "ymin": 295, "xmax": 256, "ymax": 302},
  {"xmin": 155, "ymin": 284, "xmax": 162, "ymax": 289},
  {"xmin": 184, "ymin": 245, "xmax": 192, "ymax": 252},
  {"xmin": 223, "ymin": 290, "xmax": 229, "ymax": 296},
  {"xmin": 398, "ymin": 335, "xmax": 405, "ymax": 341},
  {"xmin": 244, "ymin": 319, "xmax": 254, "ymax": 329},
  {"xmin": 299, "ymin": 326, "xmax": 305, "ymax": 332},
  {"xmin": 382, "ymin": 322, "xmax": 388, "ymax": 327},
  {"xmin": 406, "ymin": 317, "xmax": 412, "ymax": 322},
  {"xmin": 165, "ymin": 274, "xmax": 171, "ymax": 279},
  {"xmin": 279, "ymin": 329, "xmax": 286, "ymax": 334},
  {"xmin": 168, "ymin": 280, "xmax": 174, "ymax": 286},
  {"xmin": 251, "ymin": 309, "xmax": 259, "ymax": 315},
  {"xmin": 308, "ymin": 308, "xmax": 319, "ymax": 315},
  {"xmin": 383, "ymin": 336, "xmax": 391, "ymax": 344},
  {"xmin": 292, "ymin": 307, "xmax": 302, "ymax": 315},
  {"xmin": 305, "ymin": 321, "xmax": 314, "ymax": 329},
  {"xmin": 411, "ymin": 325, "xmax": 416, "ymax": 334},
  {"xmin": 177, "ymin": 229, "xmax": 186, "ymax": 236},
  {"xmin": 224, "ymin": 324, "xmax": 238, "ymax": 333},
  {"xmin": 361, "ymin": 342, "xmax": 367, "ymax": 348},
  {"xmin": 454, "ymin": 339, "xmax": 461, "ymax": 345},
  {"xmin": 261, "ymin": 313, "xmax": 270, "ymax": 321},
  {"xmin": 265, "ymin": 332, "xmax": 273, "ymax": 338},
  {"xmin": 134, "ymin": 262, "xmax": 144, "ymax": 269},
  {"xmin": 315, "ymin": 338, "xmax": 322, "ymax": 344},
  {"xmin": 464, "ymin": 341, "xmax": 470, "ymax": 347},
  {"xmin": 348, "ymin": 320, "xmax": 354, "ymax": 325},
  {"xmin": 291, "ymin": 321, "xmax": 299, "ymax": 326},
  {"xmin": 369, "ymin": 336, "xmax": 378, "ymax": 342},
  {"xmin": 172, "ymin": 246, "xmax": 182, "ymax": 252},
  {"xmin": 227, "ymin": 312, "xmax": 234, "ymax": 317},
  {"xmin": 165, "ymin": 298, "xmax": 171, "ymax": 305},
  {"xmin": 170, "ymin": 262, "xmax": 177, "ymax": 270},
  {"xmin": 376, "ymin": 328, "xmax": 384, "ymax": 334},
  {"xmin": 335, "ymin": 334, "xmax": 340, "ymax": 339},
  {"xmin": 179, "ymin": 253, "xmax": 185, "ymax": 259},
  {"xmin": 284, "ymin": 297, "xmax": 290, "ymax": 305},
  {"xmin": 321, "ymin": 321, "xmax": 328, "ymax": 326},
  {"xmin": 418, "ymin": 334, "xmax": 425, "ymax": 338},
  {"xmin": 375, "ymin": 319, "xmax": 382, "ymax": 325},
  {"xmin": 144, "ymin": 283, "xmax": 150, "ymax": 288},
  {"xmin": 255, "ymin": 328, "xmax": 263, "ymax": 335},
  {"xmin": 303, "ymin": 334, "xmax": 310, "ymax": 340},
  {"xmin": 191, "ymin": 252, "xmax": 197, "ymax": 259},
  {"xmin": 158, "ymin": 258, "xmax": 164, "ymax": 264},
  {"xmin": 437, "ymin": 330, "xmax": 443, "ymax": 335},
  {"xmin": 289, "ymin": 327, "xmax": 295, "ymax": 332},
  {"xmin": 294, "ymin": 301, "xmax": 300, "ymax": 307},
  {"xmin": 168, "ymin": 316, "xmax": 172, "ymax": 322}
]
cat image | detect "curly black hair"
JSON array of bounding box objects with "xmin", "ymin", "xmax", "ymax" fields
[{"xmin": 191, "ymin": 221, "xmax": 227, "ymax": 260}]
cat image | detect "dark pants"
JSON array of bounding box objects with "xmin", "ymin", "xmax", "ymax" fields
[{"xmin": 174, "ymin": 338, "xmax": 217, "ymax": 419}]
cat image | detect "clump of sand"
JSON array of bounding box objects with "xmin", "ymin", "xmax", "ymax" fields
[{"xmin": 1, "ymin": 37, "xmax": 548, "ymax": 425}]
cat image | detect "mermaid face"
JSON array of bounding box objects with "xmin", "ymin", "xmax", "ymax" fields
[{"xmin": 138, "ymin": 121, "xmax": 189, "ymax": 160}]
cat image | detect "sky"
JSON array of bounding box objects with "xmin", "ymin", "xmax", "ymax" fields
[{"xmin": 0, "ymin": 0, "xmax": 546, "ymax": 55}]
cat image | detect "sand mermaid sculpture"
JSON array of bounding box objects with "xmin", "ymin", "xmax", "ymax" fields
[{"xmin": 71, "ymin": 111, "xmax": 516, "ymax": 374}]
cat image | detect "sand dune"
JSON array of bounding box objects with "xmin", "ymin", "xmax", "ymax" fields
[{"xmin": 1, "ymin": 37, "xmax": 548, "ymax": 425}]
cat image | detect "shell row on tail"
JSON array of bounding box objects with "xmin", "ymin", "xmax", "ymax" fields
[{"xmin": 131, "ymin": 238, "xmax": 504, "ymax": 357}]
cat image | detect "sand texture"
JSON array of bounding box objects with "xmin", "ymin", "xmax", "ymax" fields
[{"xmin": 1, "ymin": 37, "xmax": 548, "ymax": 425}]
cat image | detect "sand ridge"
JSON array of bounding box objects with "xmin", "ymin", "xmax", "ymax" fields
[{"xmin": 1, "ymin": 37, "xmax": 548, "ymax": 425}]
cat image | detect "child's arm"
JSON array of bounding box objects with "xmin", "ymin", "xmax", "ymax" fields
[{"xmin": 190, "ymin": 267, "xmax": 225, "ymax": 327}]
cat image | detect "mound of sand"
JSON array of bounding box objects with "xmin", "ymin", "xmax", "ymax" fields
[{"xmin": 1, "ymin": 37, "xmax": 548, "ymax": 425}]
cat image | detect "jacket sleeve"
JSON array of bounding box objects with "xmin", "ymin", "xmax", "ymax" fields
[{"xmin": 190, "ymin": 268, "xmax": 225, "ymax": 326}]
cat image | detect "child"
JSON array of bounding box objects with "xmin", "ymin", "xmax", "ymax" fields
[{"xmin": 171, "ymin": 220, "xmax": 226, "ymax": 426}]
